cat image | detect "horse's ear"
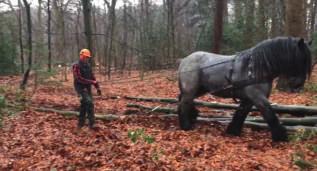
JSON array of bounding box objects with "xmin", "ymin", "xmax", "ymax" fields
[{"xmin": 298, "ymin": 38, "xmax": 305, "ymax": 48}]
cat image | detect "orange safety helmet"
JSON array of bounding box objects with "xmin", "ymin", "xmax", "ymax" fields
[{"xmin": 79, "ymin": 48, "xmax": 92, "ymax": 60}]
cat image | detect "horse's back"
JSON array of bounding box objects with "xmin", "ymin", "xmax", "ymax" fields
[{"xmin": 178, "ymin": 51, "xmax": 234, "ymax": 72}]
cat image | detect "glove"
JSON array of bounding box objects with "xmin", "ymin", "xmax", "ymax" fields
[
  {"xmin": 97, "ymin": 89, "xmax": 102, "ymax": 96},
  {"xmin": 93, "ymin": 81, "xmax": 100, "ymax": 89}
]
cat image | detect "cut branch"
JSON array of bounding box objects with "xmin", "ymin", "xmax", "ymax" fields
[
  {"xmin": 125, "ymin": 96, "xmax": 317, "ymax": 116},
  {"xmin": 126, "ymin": 103, "xmax": 176, "ymax": 113}
]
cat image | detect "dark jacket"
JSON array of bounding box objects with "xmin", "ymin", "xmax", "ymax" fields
[{"xmin": 72, "ymin": 60, "xmax": 99, "ymax": 94}]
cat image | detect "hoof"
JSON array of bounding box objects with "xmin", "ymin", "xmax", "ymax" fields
[
  {"xmin": 225, "ymin": 124, "xmax": 242, "ymax": 136},
  {"xmin": 225, "ymin": 128, "xmax": 242, "ymax": 136},
  {"xmin": 180, "ymin": 123, "xmax": 193, "ymax": 131},
  {"xmin": 272, "ymin": 126, "xmax": 288, "ymax": 142}
]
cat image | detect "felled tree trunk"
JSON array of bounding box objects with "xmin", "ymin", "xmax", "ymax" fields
[
  {"xmin": 125, "ymin": 96, "xmax": 317, "ymax": 116},
  {"xmin": 127, "ymin": 103, "xmax": 317, "ymax": 125}
]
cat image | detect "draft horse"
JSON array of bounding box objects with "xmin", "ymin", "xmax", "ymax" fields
[{"xmin": 177, "ymin": 37, "xmax": 312, "ymax": 142}]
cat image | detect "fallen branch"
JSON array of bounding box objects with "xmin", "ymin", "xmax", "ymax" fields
[
  {"xmin": 32, "ymin": 107, "xmax": 119, "ymax": 121},
  {"xmin": 125, "ymin": 96, "xmax": 317, "ymax": 116}
]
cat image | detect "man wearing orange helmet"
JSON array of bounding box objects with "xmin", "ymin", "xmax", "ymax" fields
[{"xmin": 72, "ymin": 48, "xmax": 101, "ymax": 130}]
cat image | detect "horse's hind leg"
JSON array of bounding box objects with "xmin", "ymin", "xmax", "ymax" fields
[
  {"xmin": 178, "ymin": 67, "xmax": 200, "ymax": 130},
  {"xmin": 226, "ymin": 100, "xmax": 253, "ymax": 136},
  {"xmin": 178, "ymin": 93, "xmax": 198, "ymax": 130}
]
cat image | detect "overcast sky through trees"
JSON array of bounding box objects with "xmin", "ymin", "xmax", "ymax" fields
[{"xmin": 0, "ymin": 0, "xmax": 163, "ymax": 11}]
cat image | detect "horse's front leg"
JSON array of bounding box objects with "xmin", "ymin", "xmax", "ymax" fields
[
  {"xmin": 226, "ymin": 100, "xmax": 253, "ymax": 136},
  {"xmin": 245, "ymin": 90, "xmax": 288, "ymax": 142},
  {"xmin": 178, "ymin": 94, "xmax": 198, "ymax": 130}
]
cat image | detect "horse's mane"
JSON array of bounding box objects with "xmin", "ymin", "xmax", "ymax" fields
[{"xmin": 237, "ymin": 37, "xmax": 312, "ymax": 81}]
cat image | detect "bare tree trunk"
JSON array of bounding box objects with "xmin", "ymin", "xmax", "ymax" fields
[
  {"xmin": 212, "ymin": 0, "xmax": 225, "ymax": 53},
  {"xmin": 92, "ymin": 6, "xmax": 99, "ymax": 65},
  {"xmin": 145, "ymin": 0, "xmax": 152, "ymax": 70},
  {"xmin": 23, "ymin": 0, "xmax": 32, "ymax": 69},
  {"xmin": 129, "ymin": 5, "xmax": 136, "ymax": 76},
  {"xmin": 103, "ymin": 3, "xmax": 108, "ymax": 73},
  {"xmin": 139, "ymin": 0, "xmax": 146, "ymax": 79},
  {"xmin": 17, "ymin": 0, "xmax": 24, "ymax": 73},
  {"xmin": 277, "ymin": 0, "xmax": 306, "ymax": 92},
  {"xmin": 256, "ymin": 0, "xmax": 267, "ymax": 41},
  {"xmin": 47, "ymin": 0, "xmax": 52, "ymax": 72},
  {"xmin": 104, "ymin": 0, "xmax": 117, "ymax": 79},
  {"xmin": 270, "ymin": 0, "xmax": 285, "ymax": 37},
  {"xmin": 166, "ymin": 0, "xmax": 175, "ymax": 63},
  {"xmin": 309, "ymin": 0, "xmax": 317, "ymax": 38},
  {"xmin": 76, "ymin": 3, "xmax": 81, "ymax": 54},
  {"xmin": 284, "ymin": 0, "xmax": 306, "ymax": 37},
  {"xmin": 121, "ymin": 2, "xmax": 128, "ymax": 73},
  {"xmin": 35, "ymin": 0, "xmax": 44, "ymax": 63},
  {"xmin": 223, "ymin": 0, "xmax": 228, "ymax": 22},
  {"xmin": 20, "ymin": 0, "xmax": 32, "ymax": 90},
  {"xmin": 82, "ymin": 0, "xmax": 94, "ymax": 65},
  {"xmin": 244, "ymin": 0, "xmax": 255, "ymax": 48},
  {"xmin": 52, "ymin": 1, "xmax": 68, "ymax": 65}
]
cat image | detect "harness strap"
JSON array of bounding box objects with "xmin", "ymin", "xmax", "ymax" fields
[{"xmin": 225, "ymin": 57, "xmax": 235, "ymax": 85}]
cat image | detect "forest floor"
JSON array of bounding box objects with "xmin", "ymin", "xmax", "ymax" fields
[{"xmin": 0, "ymin": 67, "xmax": 317, "ymax": 170}]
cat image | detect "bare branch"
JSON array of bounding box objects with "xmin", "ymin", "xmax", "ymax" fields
[{"xmin": 104, "ymin": 0, "xmax": 110, "ymax": 9}]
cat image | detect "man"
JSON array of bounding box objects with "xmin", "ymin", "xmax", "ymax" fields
[{"xmin": 72, "ymin": 48, "xmax": 101, "ymax": 130}]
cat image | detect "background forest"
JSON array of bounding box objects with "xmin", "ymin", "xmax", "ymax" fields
[{"xmin": 0, "ymin": 0, "xmax": 316, "ymax": 76}]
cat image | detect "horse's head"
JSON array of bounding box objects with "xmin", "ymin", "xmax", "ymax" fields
[
  {"xmin": 250, "ymin": 37, "xmax": 312, "ymax": 91},
  {"xmin": 284, "ymin": 38, "xmax": 312, "ymax": 92}
]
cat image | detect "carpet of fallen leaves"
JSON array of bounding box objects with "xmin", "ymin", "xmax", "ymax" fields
[{"xmin": 0, "ymin": 67, "xmax": 317, "ymax": 170}]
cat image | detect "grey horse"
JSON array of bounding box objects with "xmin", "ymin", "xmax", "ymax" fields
[{"xmin": 178, "ymin": 37, "xmax": 312, "ymax": 142}]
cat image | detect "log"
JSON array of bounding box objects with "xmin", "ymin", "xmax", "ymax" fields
[
  {"xmin": 125, "ymin": 96, "xmax": 317, "ymax": 116},
  {"xmin": 127, "ymin": 103, "xmax": 317, "ymax": 126},
  {"xmin": 157, "ymin": 115, "xmax": 317, "ymax": 132},
  {"xmin": 32, "ymin": 107, "xmax": 119, "ymax": 121},
  {"xmin": 220, "ymin": 120, "xmax": 317, "ymax": 132},
  {"xmin": 247, "ymin": 117, "xmax": 317, "ymax": 126},
  {"xmin": 241, "ymin": 121, "xmax": 317, "ymax": 132}
]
